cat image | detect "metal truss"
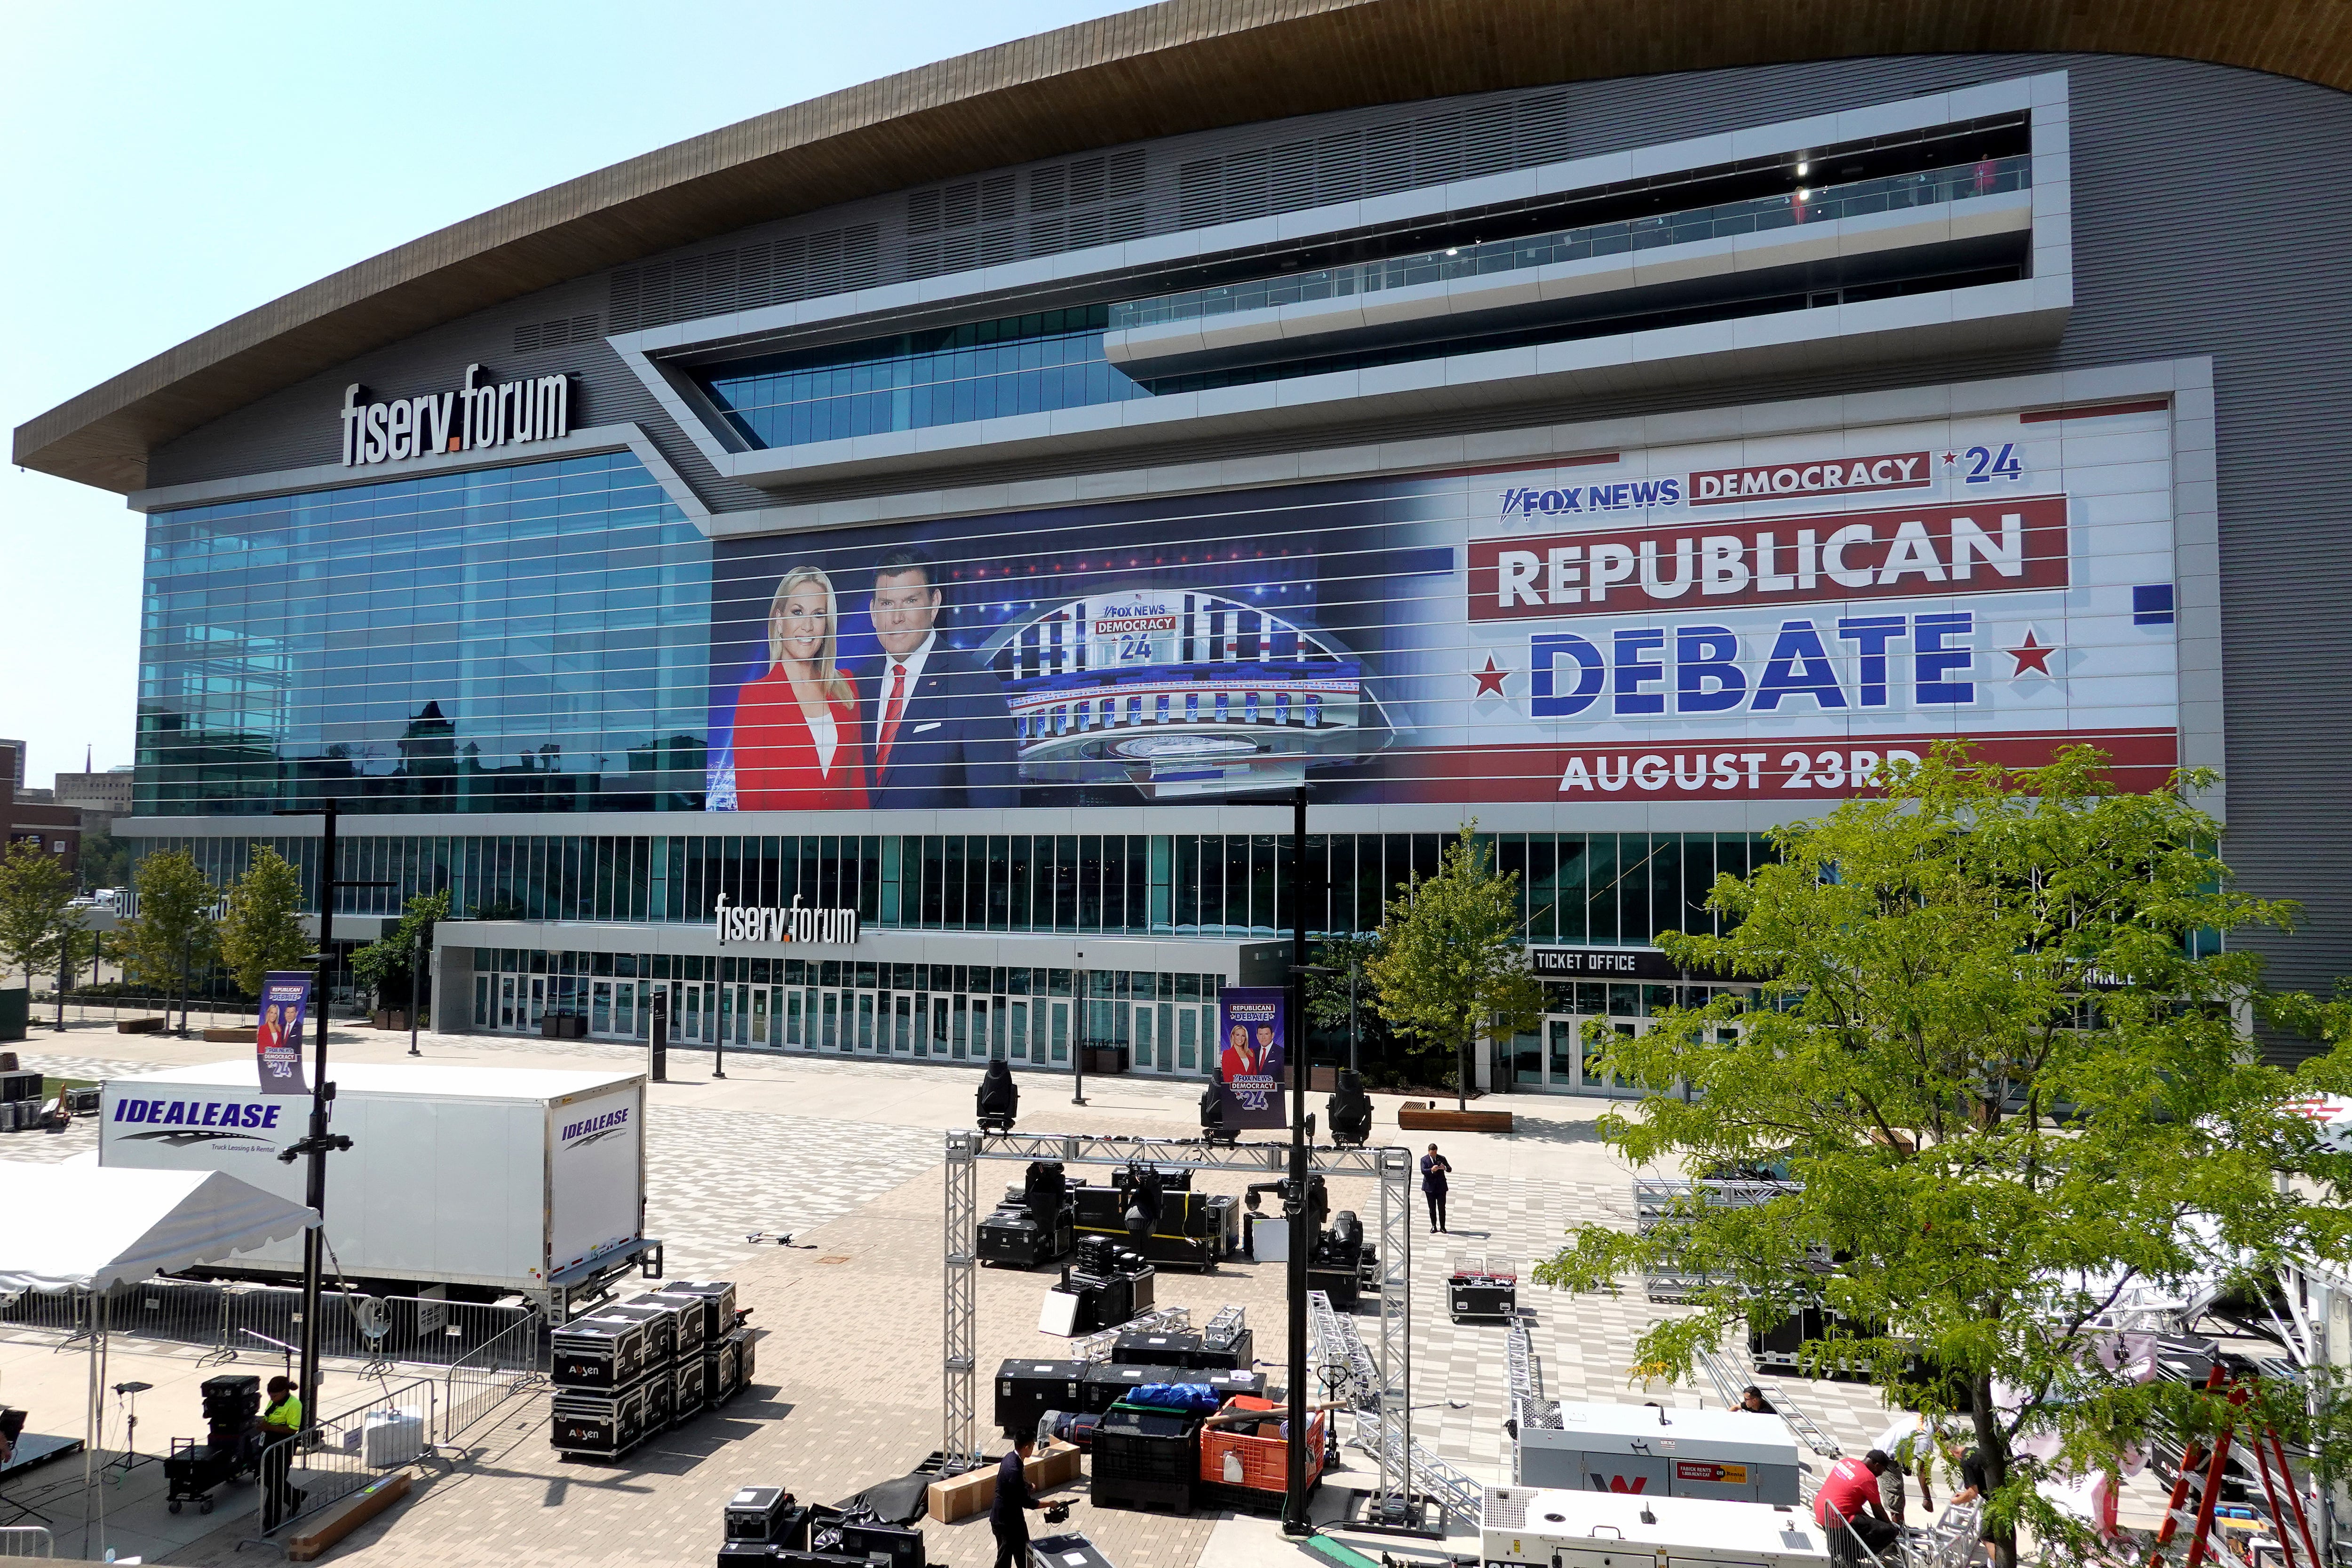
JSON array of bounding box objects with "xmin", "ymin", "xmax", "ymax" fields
[
  {"xmin": 945, "ymin": 1130, "xmax": 981, "ymax": 1464},
  {"xmin": 940, "ymin": 1128, "xmax": 1414, "ymax": 1476},
  {"xmin": 963, "ymin": 1129, "xmax": 1397, "ymax": 1176},
  {"xmin": 1072, "ymin": 1306, "xmax": 1191, "ymax": 1364}
]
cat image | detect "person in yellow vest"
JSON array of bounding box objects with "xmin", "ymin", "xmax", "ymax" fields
[{"xmin": 257, "ymin": 1376, "xmax": 305, "ymax": 1528}]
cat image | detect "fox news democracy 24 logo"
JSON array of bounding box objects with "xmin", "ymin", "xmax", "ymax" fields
[
  {"xmin": 1497, "ymin": 448, "xmax": 1941, "ymax": 518},
  {"xmin": 1429, "ymin": 413, "xmax": 2183, "ymax": 805}
]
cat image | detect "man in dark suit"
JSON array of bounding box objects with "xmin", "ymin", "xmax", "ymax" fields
[{"xmin": 862, "ymin": 545, "xmax": 1021, "ymax": 808}]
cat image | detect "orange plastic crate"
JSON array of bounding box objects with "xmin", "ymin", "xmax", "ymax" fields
[{"xmin": 1199, "ymin": 1396, "xmax": 1326, "ymax": 1491}]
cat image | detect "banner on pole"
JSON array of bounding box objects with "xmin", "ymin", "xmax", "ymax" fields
[
  {"xmin": 1216, "ymin": 986, "xmax": 1288, "ymax": 1129},
  {"xmin": 256, "ymin": 971, "xmax": 312, "ymax": 1096}
]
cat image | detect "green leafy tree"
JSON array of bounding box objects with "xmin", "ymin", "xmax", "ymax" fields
[
  {"xmin": 75, "ymin": 828, "xmax": 134, "ymax": 894},
  {"xmin": 0, "ymin": 840, "xmax": 82, "ymax": 989},
  {"xmin": 218, "ymin": 845, "xmax": 312, "ymax": 997},
  {"xmin": 1533, "ymin": 744, "xmax": 2352, "ymax": 1566},
  {"xmin": 350, "ymin": 889, "xmax": 451, "ymax": 1018},
  {"xmin": 1303, "ymin": 931, "xmax": 1386, "ymax": 1073},
  {"xmin": 120, "ymin": 848, "xmax": 219, "ymax": 1025},
  {"xmin": 1366, "ymin": 825, "xmax": 1543, "ymax": 1109}
]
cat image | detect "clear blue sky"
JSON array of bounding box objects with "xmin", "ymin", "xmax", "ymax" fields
[{"xmin": 0, "ymin": 0, "xmax": 1140, "ymax": 789}]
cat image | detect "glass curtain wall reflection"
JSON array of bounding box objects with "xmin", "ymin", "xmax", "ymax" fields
[
  {"xmin": 129, "ymin": 829, "xmax": 1775, "ymax": 943},
  {"xmin": 136, "ymin": 451, "xmax": 711, "ymax": 816}
]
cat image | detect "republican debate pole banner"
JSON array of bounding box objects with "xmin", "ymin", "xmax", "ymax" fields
[
  {"xmin": 1215, "ymin": 987, "xmax": 1289, "ymax": 1130},
  {"xmin": 704, "ymin": 394, "xmax": 2180, "ymax": 810},
  {"xmin": 255, "ymin": 971, "xmax": 312, "ymax": 1095}
]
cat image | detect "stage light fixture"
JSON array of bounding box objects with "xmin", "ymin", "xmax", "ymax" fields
[{"xmin": 977, "ymin": 1058, "xmax": 1019, "ymax": 1132}]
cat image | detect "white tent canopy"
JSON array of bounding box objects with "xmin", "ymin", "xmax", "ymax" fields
[{"xmin": 0, "ymin": 1165, "xmax": 319, "ymax": 1293}]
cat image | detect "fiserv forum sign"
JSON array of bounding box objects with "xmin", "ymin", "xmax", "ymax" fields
[{"xmin": 340, "ymin": 364, "xmax": 572, "ymax": 467}]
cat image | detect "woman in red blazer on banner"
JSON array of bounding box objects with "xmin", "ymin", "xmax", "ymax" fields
[{"xmin": 729, "ymin": 565, "xmax": 870, "ymax": 810}]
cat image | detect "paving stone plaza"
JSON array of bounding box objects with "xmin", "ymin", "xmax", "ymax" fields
[{"xmin": 0, "ymin": 1021, "xmax": 1950, "ymax": 1567}]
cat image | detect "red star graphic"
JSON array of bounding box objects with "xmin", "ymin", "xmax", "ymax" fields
[
  {"xmin": 2007, "ymin": 631, "xmax": 2057, "ymax": 676},
  {"xmin": 1472, "ymin": 655, "xmax": 1510, "ymax": 697},
  {"xmin": 1943, "ymin": 451, "xmax": 1959, "ymax": 466}
]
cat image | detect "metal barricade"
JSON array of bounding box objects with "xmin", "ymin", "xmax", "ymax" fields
[
  {"xmin": 247, "ymin": 1378, "xmax": 438, "ymax": 1541},
  {"xmin": 443, "ymin": 1313, "xmax": 545, "ymax": 1439},
  {"xmin": 0, "ymin": 1525, "xmax": 56, "ymax": 1557}
]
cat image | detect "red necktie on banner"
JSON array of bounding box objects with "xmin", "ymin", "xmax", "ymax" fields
[{"xmin": 874, "ymin": 662, "xmax": 909, "ymax": 776}]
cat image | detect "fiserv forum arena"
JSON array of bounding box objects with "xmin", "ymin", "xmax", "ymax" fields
[{"xmin": 18, "ymin": 1, "xmax": 2352, "ymax": 1088}]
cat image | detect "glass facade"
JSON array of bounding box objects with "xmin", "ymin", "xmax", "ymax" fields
[
  {"xmin": 460, "ymin": 946, "xmax": 1225, "ymax": 1075},
  {"xmin": 698, "ymin": 156, "xmax": 2030, "ymax": 453},
  {"xmin": 137, "ymin": 452, "xmax": 710, "ymax": 817},
  {"xmin": 1110, "ymin": 155, "xmax": 2032, "ymax": 328},
  {"xmin": 128, "ymin": 829, "xmax": 1772, "ymax": 944}
]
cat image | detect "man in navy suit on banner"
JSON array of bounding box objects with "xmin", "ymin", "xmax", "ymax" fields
[{"xmin": 863, "ymin": 545, "xmax": 1022, "ymax": 808}]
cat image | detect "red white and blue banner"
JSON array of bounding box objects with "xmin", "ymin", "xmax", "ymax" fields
[{"xmin": 707, "ymin": 398, "xmax": 2180, "ymax": 807}]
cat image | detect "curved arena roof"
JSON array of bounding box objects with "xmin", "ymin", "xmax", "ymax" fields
[{"xmin": 16, "ymin": 0, "xmax": 2352, "ymax": 493}]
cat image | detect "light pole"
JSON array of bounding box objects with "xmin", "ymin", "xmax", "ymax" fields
[
  {"xmin": 406, "ymin": 920, "xmax": 425, "ymax": 1056},
  {"xmin": 1071, "ymin": 948, "xmax": 1086, "ymax": 1105},
  {"xmin": 1283, "ymin": 784, "xmax": 1313, "ymax": 1538},
  {"xmin": 269, "ymin": 799, "xmax": 390, "ymax": 1442}
]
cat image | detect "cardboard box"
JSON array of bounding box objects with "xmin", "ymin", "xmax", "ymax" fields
[
  {"xmin": 926, "ymin": 1465, "xmax": 995, "ymax": 1523},
  {"xmin": 923, "ymin": 1440, "xmax": 1081, "ymax": 1523}
]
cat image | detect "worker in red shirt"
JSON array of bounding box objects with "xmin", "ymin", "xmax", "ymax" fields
[{"xmin": 1814, "ymin": 1449, "xmax": 1899, "ymax": 1553}]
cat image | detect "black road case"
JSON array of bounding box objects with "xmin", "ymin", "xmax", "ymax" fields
[
  {"xmin": 638, "ymin": 1365, "xmax": 675, "ymax": 1433},
  {"xmin": 996, "ymin": 1358, "xmax": 1090, "ymax": 1437},
  {"xmin": 551, "ymin": 1381, "xmax": 647, "ymax": 1457},
  {"xmin": 1112, "ymin": 1331, "xmax": 1202, "ymax": 1367},
  {"xmin": 596, "ymin": 1302, "xmax": 677, "ymax": 1364},
  {"xmin": 552, "ymin": 1315, "xmax": 652, "ymax": 1389},
  {"xmin": 664, "ymin": 1280, "xmax": 739, "ymax": 1343},
  {"xmin": 673, "ymin": 1348, "xmax": 710, "ymax": 1419},
  {"xmin": 1081, "ymin": 1361, "xmax": 1191, "ymax": 1414}
]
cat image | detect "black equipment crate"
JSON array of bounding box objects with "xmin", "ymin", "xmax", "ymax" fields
[
  {"xmin": 1449, "ymin": 1279, "xmax": 1516, "ymax": 1319},
  {"xmin": 837, "ymin": 1520, "xmax": 926, "ymax": 1567},
  {"xmin": 979, "ymin": 1209, "xmax": 1072, "ymax": 1268},
  {"xmin": 1081, "ymin": 1362, "xmax": 1191, "ymax": 1414},
  {"xmin": 723, "ymin": 1486, "xmax": 800, "ymax": 1544},
  {"xmin": 164, "ymin": 1437, "xmax": 246, "ymax": 1513},
  {"xmin": 1308, "ymin": 1262, "xmax": 1360, "ymax": 1312},
  {"xmin": 1028, "ymin": 1532, "xmax": 1115, "ymax": 1567},
  {"xmin": 1127, "ymin": 1264, "xmax": 1156, "ymax": 1315},
  {"xmin": 1065, "ymin": 1269, "xmax": 1132, "ymax": 1332},
  {"xmin": 199, "ymin": 1374, "xmax": 261, "ymax": 1425},
  {"xmin": 552, "ymin": 1315, "xmax": 651, "ymax": 1390},
  {"xmin": 621, "ymin": 1290, "xmax": 700, "ymax": 1357},
  {"xmin": 1199, "ymin": 1368, "xmax": 1267, "ymax": 1403},
  {"xmin": 551, "ymin": 1382, "xmax": 646, "ymax": 1458},
  {"xmin": 637, "ymin": 1365, "xmax": 675, "ymax": 1432},
  {"xmin": 0, "ymin": 1070, "xmax": 39, "ymax": 1103},
  {"xmin": 635, "ymin": 1289, "xmax": 711, "ymax": 1356},
  {"xmin": 706, "ymin": 1327, "xmax": 746, "ymax": 1406},
  {"xmin": 596, "ymin": 1302, "xmax": 676, "ymax": 1363},
  {"xmin": 730, "ymin": 1322, "xmax": 757, "ymax": 1388},
  {"xmin": 664, "ymin": 1279, "xmax": 739, "ymax": 1342},
  {"xmin": 673, "ymin": 1349, "xmax": 710, "ymax": 1419},
  {"xmin": 996, "ymin": 1358, "xmax": 1089, "ymax": 1437},
  {"xmin": 1094, "ymin": 1401, "xmax": 1201, "ymax": 1491},
  {"xmin": 1195, "ymin": 1326, "xmax": 1254, "ymax": 1371},
  {"xmin": 1112, "ymin": 1330, "xmax": 1202, "ymax": 1368}
]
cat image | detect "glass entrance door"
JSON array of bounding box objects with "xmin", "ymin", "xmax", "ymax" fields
[
  {"xmin": 1524, "ymin": 1011, "xmax": 1649, "ymax": 1095},
  {"xmin": 590, "ymin": 981, "xmax": 613, "ymax": 1037}
]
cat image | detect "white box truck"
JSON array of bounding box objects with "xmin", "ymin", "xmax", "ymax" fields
[{"xmin": 97, "ymin": 1061, "xmax": 658, "ymax": 1314}]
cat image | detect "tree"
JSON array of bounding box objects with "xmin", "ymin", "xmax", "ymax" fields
[
  {"xmin": 120, "ymin": 849, "xmax": 219, "ymax": 1030},
  {"xmin": 218, "ymin": 845, "xmax": 312, "ymax": 997},
  {"xmin": 0, "ymin": 840, "xmax": 81, "ymax": 990},
  {"xmin": 1303, "ymin": 931, "xmax": 1383, "ymax": 1073},
  {"xmin": 1532, "ymin": 744, "xmax": 2352, "ymax": 1566},
  {"xmin": 350, "ymin": 890, "xmax": 451, "ymax": 1019},
  {"xmin": 1366, "ymin": 825, "xmax": 1544, "ymax": 1109},
  {"xmin": 75, "ymin": 828, "xmax": 134, "ymax": 894}
]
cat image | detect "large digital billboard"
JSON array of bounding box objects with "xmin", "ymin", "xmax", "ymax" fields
[{"xmin": 707, "ymin": 398, "xmax": 2180, "ymax": 809}]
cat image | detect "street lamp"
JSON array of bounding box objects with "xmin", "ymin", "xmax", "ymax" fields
[
  {"xmin": 1283, "ymin": 784, "xmax": 1313, "ymax": 1539},
  {"xmin": 1071, "ymin": 949, "xmax": 1086, "ymax": 1105},
  {"xmin": 407, "ymin": 920, "xmax": 425, "ymax": 1057}
]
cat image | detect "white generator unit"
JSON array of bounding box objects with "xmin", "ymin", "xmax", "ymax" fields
[
  {"xmin": 98, "ymin": 1061, "xmax": 655, "ymax": 1313},
  {"xmin": 1482, "ymin": 1485, "xmax": 1829, "ymax": 1566},
  {"xmin": 1518, "ymin": 1402, "xmax": 1804, "ymax": 1505}
]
